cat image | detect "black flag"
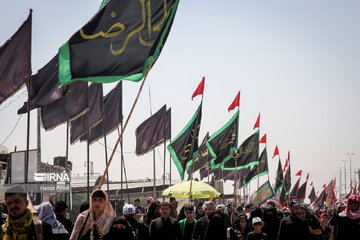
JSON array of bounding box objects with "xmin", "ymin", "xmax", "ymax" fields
[
  {"xmin": 250, "ymin": 181, "xmax": 274, "ymax": 206},
  {"xmin": 244, "ymin": 148, "xmax": 268, "ymax": 186},
  {"xmin": 274, "ymin": 159, "xmax": 284, "ymax": 194},
  {"xmin": 81, "ymin": 81, "xmax": 123, "ymax": 143},
  {"xmin": 207, "ymin": 111, "xmax": 239, "ymax": 169},
  {"xmin": 135, "ymin": 105, "xmax": 171, "ymax": 155},
  {"xmin": 284, "ymin": 162, "xmax": 291, "ymax": 194},
  {"xmin": 313, "ymin": 188, "xmax": 326, "ymax": 207},
  {"xmin": 279, "ymin": 185, "xmax": 288, "ymax": 208},
  {"xmin": 308, "ymin": 186, "xmax": 316, "ymax": 204},
  {"xmin": 18, "ymin": 54, "xmax": 65, "ymax": 114},
  {"xmin": 70, "ymin": 83, "xmax": 103, "ymax": 144},
  {"xmin": 0, "ymin": 10, "xmax": 31, "ymax": 104},
  {"xmin": 186, "ymin": 132, "xmax": 211, "ymax": 177},
  {"xmin": 297, "ymin": 181, "xmax": 307, "ymax": 201},
  {"xmin": 223, "ymin": 131, "xmax": 259, "ymax": 170},
  {"xmin": 41, "ymin": 81, "xmax": 88, "ymax": 130},
  {"xmin": 59, "ymin": 0, "xmax": 180, "ymax": 86},
  {"xmin": 168, "ymin": 102, "xmax": 202, "ymax": 180},
  {"xmin": 289, "ymin": 178, "xmax": 300, "ymax": 199}
]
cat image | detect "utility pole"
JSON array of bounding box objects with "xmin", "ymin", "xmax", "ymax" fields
[
  {"xmin": 347, "ymin": 153, "xmax": 355, "ymax": 184},
  {"xmin": 343, "ymin": 160, "xmax": 347, "ymax": 194},
  {"xmin": 338, "ymin": 167, "xmax": 342, "ymax": 195}
]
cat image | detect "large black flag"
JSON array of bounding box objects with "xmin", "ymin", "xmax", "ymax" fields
[
  {"xmin": 223, "ymin": 167, "xmax": 250, "ymax": 182},
  {"xmin": 199, "ymin": 161, "xmax": 211, "ymax": 180},
  {"xmin": 274, "ymin": 159, "xmax": 284, "ymax": 194},
  {"xmin": 18, "ymin": 54, "xmax": 66, "ymax": 114},
  {"xmin": 289, "ymin": 178, "xmax": 300, "ymax": 199},
  {"xmin": 207, "ymin": 111, "xmax": 239, "ymax": 169},
  {"xmin": 70, "ymin": 83, "xmax": 103, "ymax": 144},
  {"xmin": 186, "ymin": 132, "xmax": 211, "ymax": 177},
  {"xmin": 81, "ymin": 81, "xmax": 123, "ymax": 144},
  {"xmin": 223, "ymin": 131, "xmax": 259, "ymax": 170},
  {"xmin": 297, "ymin": 181, "xmax": 307, "ymax": 201},
  {"xmin": 0, "ymin": 10, "xmax": 31, "ymax": 104},
  {"xmin": 59, "ymin": 0, "xmax": 180, "ymax": 86},
  {"xmin": 308, "ymin": 186, "xmax": 316, "ymax": 204},
  {"xmin": 135, "ymin": 105, "xmax": 171, "ymax": 155},
  {"xmin": 168, "ymin": 102, "xmax": 202, "ymax": 180},
  {"xmin": 250, "ymin": 181, "xmax": 274, "ymax": 206},
  {"xmin": 243, "ymin": 148, "xmax": 268, "ymax": 186},
  {"xmin": 41, "ymin": 81, "xmax": 88, "ymax": 130}
]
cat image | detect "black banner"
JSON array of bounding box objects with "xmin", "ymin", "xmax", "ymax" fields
[
  {"xmin": 308, "ymin": 186, "xmax": 316, "ymax": 204},
  {"xmin": 274, "ymin": 159, "xmax": 284, "ymax": 194},
  {"xmin": 289, "ymin": 178, "xmax": 300, "ymax": 199},
  {"xmin": 168, "ymin": 103, "xmax": 202, "ymax": 180},
  {"xmin": 297, "ymin": 181, "xmax": 307, "ymax": 201},
  {"xmin": 59, "ymin": 0, "xmax": 179, "ymax": 85},
  {"xmin": 223, "ymin": 131, "xmax": 259, "ymax": 170},
  {"xmin": 0, "ymin": 10, "xmax": 31, "ymax": 104},
  {"xmin": 135, "ymin": 105, "xmax": 171, "ymax": 155},
  {"xmin": 207, "ymin": 112, "xmax": 239, "ymax": 169},
  {"xmin": 244, "ymin": 148, "xmax": 268, "ymax": 186}
]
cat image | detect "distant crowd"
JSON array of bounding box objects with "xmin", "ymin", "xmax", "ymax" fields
[{"xmin": 0, "ymin": 185, "xmax": 359, "ymax": 240}]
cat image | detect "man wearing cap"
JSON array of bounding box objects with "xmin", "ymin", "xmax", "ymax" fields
[
  {"xmin": 123, "ymin": 203, "xmax": 150, "ymax": 240},
  {"xmin": 149, "ymin": 202, "xmax": 182, "ymax": 240},
  {"xmin": 247, "ymin": 217, "xmax": 269, "ymax": 240},
  {"xmin": 1, "ymin": 185, "xmax": 53, "ymax": 239},
  {"xmin": 277, "ymin": 200, "xmax": 309, "ymax": 240},
  {"xmin": 54, "ymin": 200, "xmax": 73, "ymax": 234}
]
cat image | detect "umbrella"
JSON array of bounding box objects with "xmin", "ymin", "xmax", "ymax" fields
[{"xmin": 162, "ymin": 180, "xmax": 220, "ymax": 198}]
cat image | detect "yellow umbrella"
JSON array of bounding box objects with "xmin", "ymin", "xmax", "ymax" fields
[{"xmin": 162, "ymin": 180, "xmax": 220, "ymax": 198}]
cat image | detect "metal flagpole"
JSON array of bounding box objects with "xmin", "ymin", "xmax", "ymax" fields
[
  {"xmin": 86, "ymin": 92, "xmax": 90, "ymax": 202},
  {"xmin": 25, "ymin": 77, "xmax": 32, "ymax": 183},
  {"xmin": 101, "ymin": 84, "xmax": 110, "ymax": 191}
]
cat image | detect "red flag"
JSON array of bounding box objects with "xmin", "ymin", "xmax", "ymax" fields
[
  {"xmin": 192, "ymin": 76, "xmax": 205, "ymax": 100},
  {"xmin": 288, "ymin": 151, "xmax": 290, "ymax": 162},
  {"xmin": 306, "ymin": 173, "xmax": 309, "ymax": 181},
  {"xmin": 228, "ymin": 91, "xmax": 240, "ymax": 112},
  {"xmin": 310, "ymin": 181, "xmax": 313, "ymax": 186},
  {"xmin": 272, "ymin": 145, "xmax": 279, "ymax": 159},
  {"xmin": 259, "ymin": 134, "xmax": 266, "ymax": 144},
  {"xmin": 296, "ymin": 170, "xmax": 302, "ymax": 176},
  {"xmin": 323, "ymin": 184, "xmax": 326, "ymax": 189},
  {"xmin": 283, "ymin": 160, "xmax": 288, "ymax": 171},
  {"xmin": 253, "ymin": 113, "xmax": 260, "ymax": 130}
]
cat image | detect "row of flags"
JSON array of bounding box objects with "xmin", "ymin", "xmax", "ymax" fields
[{"xmin": 0, "ymin": 0, "xmax": 180, "ymax": 137}]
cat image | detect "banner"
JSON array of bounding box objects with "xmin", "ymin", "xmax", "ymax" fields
[
  {"xmin": 168, "ymin": 102, "xmax": 202, "ymax": 180},
  {"xmin": 207, "ymin": 111, "xmax": 239, "ymax": 169},
  {"xmin": 250, "ymin": 181, "xmax": 274, "ymax": 206},
  {"xmin": 59, "ymin": 0, "xmax": 180, "ymax": 86},
  {"xmin": 223, "ymin": 131, "xmax": 259, "ymax": 170},
  {"xmin": 243, "ymin": 148, "xmax": 268, "ymax": 186}
]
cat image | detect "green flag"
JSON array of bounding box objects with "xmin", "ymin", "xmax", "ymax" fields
[
  {"xmin": 243, "ymin": 148, "xmax": 269, "ymax": 186},
  {"xmin": 168, "ymin": 102, "xmax": 202, "ymax": 180},
  {"xmin": 58, "ymin": 0, "xmax": 179, "ymax": 86},
  {"xmin": 250, "ymin": 181, "xmax": 274, "ymax": 206},
  {"xmin": 206, "ymin": 111, "xmax": 239, "ymax": 170},
  {"xmin": 222, "ymin": 131, "xmax": 259, "ymax": 170}
]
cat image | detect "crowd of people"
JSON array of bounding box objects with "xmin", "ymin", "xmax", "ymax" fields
[{"xmin": 0, "ymin": 185, "xmax": 359, "ymax": 240}]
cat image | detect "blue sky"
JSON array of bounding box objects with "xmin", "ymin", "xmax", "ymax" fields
[{"xmin": 0, "ymin": 0, "xmax": 359, "ymax": 198}]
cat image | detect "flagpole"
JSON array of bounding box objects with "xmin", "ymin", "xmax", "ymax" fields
[
  {"xmin": 233, "ymin": 154, "xmax": 238, "ymax": 205},
  {"xmin": 25, "ymin": 76, "xmax": 32, "ymax": 183},
  {"xmin": 100, "ymin": 83, "xmax": 110, "ymax": 192},
  {"xmin": 85, "ymin": 90, "xmax": 90, "ymax": 202},
  {"xmin": 118, "ymin": 127, "xmax": 130, "ymax": 202},
  {"xmin": 98, "ymin": 59, "xmax": 154, "ymax": 188}
]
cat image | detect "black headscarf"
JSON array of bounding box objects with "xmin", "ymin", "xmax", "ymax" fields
[
  {"xmin": 204, "ymin": 211, "xmax": 228, "ymax": 240},
  {"xmin": 103, "ymin": 217, "xmax": 135, "ymax": 240}
]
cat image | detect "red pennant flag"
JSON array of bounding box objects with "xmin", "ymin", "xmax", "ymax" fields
[
  {"xmin": 192, "ymin": 76, "xmax": 205, "ymax": 100},
  {"xmin": 253, "ymin": 113, "xmax": 260, "ymax": 130},
  {"xmin": 228, "ymin": 91, "xmax": 240, "ymax": 112},
  {"xmin": 283, "ymin": 158, "xmax": 288, "ymax": 171},
  {"xmin": 296, "ymin": 170, "xmax": 302, "ymax": 176},
  {"xmin": 272, "ymin": 145, "xmax": 279, "ymax": 159},
  {"xmin": 306, "ymin": 173, "xmax": 309, "ymax": 181},
  {"xmin": 288, "ymin": 151, "xmax": 290, "ymax": 162},
  {"xmin": 323, "ymin": 184, "xmax": 326, "ymax": 189},
  {"xmin": 259, "ymin": 134, "xmax": 266, "ymax": 144},
  {"xmin": 310, "ymin": 181, "xmax": 313, "ymax": 186}
]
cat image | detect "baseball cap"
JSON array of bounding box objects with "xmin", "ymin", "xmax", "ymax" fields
[
  {"xmin": 123, "ymin": 204, "xmax": 136, "ymax": 215},
  {"xmin": 252, "ymin": 217, "xmax": 262, "ymax": 225},
  {"xmin": 289, "ymin": 199, "xmax": 300, "ymax": 208},
  {"xmin": 216, "ymin": 204, "xmax": 226, "ymax": 211}
]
